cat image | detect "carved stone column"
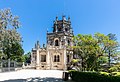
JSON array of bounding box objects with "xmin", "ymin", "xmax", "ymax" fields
[
  {"xmin": 64, "ymin": 49, "xmax": 67, "ymax": 71},
  {"xmin": 36, "ymin": 49, "xmax": 40, "ymax": 69},
  {"xmin": 47, "ymin": 51, "xmax": 50, "ymax": 69}
]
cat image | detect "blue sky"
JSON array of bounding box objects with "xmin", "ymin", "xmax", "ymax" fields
[{"xmin": 0, "ymin": 0, "xmax": 120, "ymax": 53}]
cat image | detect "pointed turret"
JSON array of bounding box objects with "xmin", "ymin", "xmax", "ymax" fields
[{"xmin": 36, "ymin": 40, "xmax": 40, "ymax": 49}]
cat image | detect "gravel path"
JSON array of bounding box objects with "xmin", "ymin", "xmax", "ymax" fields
[{"xmin": 0, "ymin": 69, "xmax": 73, "ymax": 82}]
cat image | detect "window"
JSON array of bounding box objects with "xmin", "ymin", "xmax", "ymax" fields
[
  {"xmin": 57, "ymin": 55, "xmax": 60, "ymax": 62},
  {"xmin": 68, "ymin": 40, "xmax": 70, "ymax": 46},
  {"xmin": 54, "ymin": 55, "xmax": 60, "ymax": 62},
  {"xmin": 55, "ymin": 40, "xmax": 59, "ymax": 46},
  {"xmin": 54, "ymin": 55, "xmax": 56, "ymax": 62},
  {"xmin": 41, "ymin": 55, "xmax": 46, "ymax": 62},
  {"xmin": 65, "ymin": 28, "xmax": 68, "ymax": 32},
  {"xmin": 67, "ymin": 55, "xmax": 70, "ymax": 63}
]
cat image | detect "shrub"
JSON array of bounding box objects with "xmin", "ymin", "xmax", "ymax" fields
[
  {"xmin": 71, "ymin": 59, "xmax": 79, "ymax": 65},
  {"xmin": 109, "ymin": 66, "xmax": 119, "ymax": 72},
  {"xmin": 109, "ymin": 64, "xmax": 120, "ymax": 72},
  {"xmin": 100, "ymin": 72, "xmax": 110, "ymax": 75},
  {"xmin": 69, "ymin": 70, "xmax": 120, "ymax": 82},
  {"xmin": 111, "ymin": 72, "xmax": 120, "ymax": 76}
]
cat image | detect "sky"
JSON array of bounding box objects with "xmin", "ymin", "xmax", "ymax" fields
[{"xmin": 0, "ymin": 0, "xmax": 120, "ymax": 53}]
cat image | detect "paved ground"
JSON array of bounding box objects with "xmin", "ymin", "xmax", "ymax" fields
[{"xmin": 0, "ymin": 69, "xmax": 73, "ymax": 82}]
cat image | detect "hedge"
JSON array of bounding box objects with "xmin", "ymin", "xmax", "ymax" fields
[{"xmin": 69, "ymin": 70, "xmax": 120, "ymax": 82}]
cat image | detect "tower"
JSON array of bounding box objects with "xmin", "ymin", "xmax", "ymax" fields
[{"xmin": 47, "ymin": 16, "xmax": 74, "ymax": 70}]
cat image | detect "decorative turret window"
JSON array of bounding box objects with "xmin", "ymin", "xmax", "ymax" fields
[{"xmin": 55, "ymin": 39, "xmax": 59, "ymax": 46}]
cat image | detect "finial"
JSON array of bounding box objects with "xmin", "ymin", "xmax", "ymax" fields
[
  {"xmin": 62, "ymin": 15, "xmax": 66, "ymax": 20},
  {"xmin": 37, "ymin": 41, "xmax": 39, "ymax": 45},
  {"xmin": 37, "ymin": 41, "xmax": 40, "ymax": 49},
  {"xmin": 35, "ymin": 43, "xmax": 37, "ymax": 49},
  {"xmin": 68, "ymin": 16, "xmax": 70, "ymax": 21},
  {"xmin": 43, "ymin": 44, "xmax": 45, "ymax": 48},
  {"xmin": 47, "ymin": 28, "xmax": 48, "ymax": 33},
  {"xmin": 56, "ymin": 16, "xmax": 58, "ymax": 21}
]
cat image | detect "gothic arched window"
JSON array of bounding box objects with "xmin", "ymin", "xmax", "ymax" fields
[
  {"xmin": 55, "ymin": 40, "xmax": 59, "ymax": 46},
  {"xmin": 54, "ymin": 55, "xmax": 60, "ymax": 62},
  {"xmin": 57, "ymin": 55, "xmax": 60, "ymax": 62},
  {"xmin": 54, "ymin": 55, "xmax": 56, "ymax": 62}
]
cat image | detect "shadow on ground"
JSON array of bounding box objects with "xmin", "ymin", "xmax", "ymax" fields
[{"xmin": 2, "ymin": 77, "xmax": 64, "ymax": 82}]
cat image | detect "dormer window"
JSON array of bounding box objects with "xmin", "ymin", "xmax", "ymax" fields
[{"xmin": 55, "ymin": 39, "xmax": 59, "ymax": 46}]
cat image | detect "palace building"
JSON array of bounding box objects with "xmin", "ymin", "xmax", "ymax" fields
[{"xmin": 31, "ymin": 16, "xmax": 74, "ymax": 70}]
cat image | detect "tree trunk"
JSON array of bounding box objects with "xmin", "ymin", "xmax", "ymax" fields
[{"xmin": 108, "ymin": 50, "xmax": 111, "ymax": 67}]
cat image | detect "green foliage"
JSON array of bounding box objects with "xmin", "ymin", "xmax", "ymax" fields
[
  {"xmin": 107, "ymin": 33, "xmax": 119, "ymax": 66},
  {"xmin": 73, "ymin": 34, "xmax": 99, "ymax": 71},
  {"xmin": 109, "ymin": 64, "xmax": 120, "ymax": 72},
  {"xmin": 0, "ymin": 51, "xmax": 2, "ymax": 58},
  {"xmin": 98, "ymin": 56, "xmax": 108, "ymax": 64},
  {"xmin": 3, "ymin": 42, "xmax": 24, "ymax": 61},
  {"xmin": 69, "ymin": 71, "xmax": 120, "ymax": 82},
  {"xmin": 100, "ymin": 72, "xmax": 110, "ymax": 75},
  {"xmin": 0, "ymin": 8, "xmax": 20, "ymax": 29},
  {"xmin": 112, "ymin": 72, "xmax": 120, "ymax": 76},
  {"xmin": 73, "ymin": 33, "xmax": 119, "ymax": 71},
  {"xmin": 23, "ymin": 52, "xmax": 31, "ymax": 63},
  {"xmin": 109, "ymin": 66, "xmax": 119, "ymax": 72},
  {"xmin": 71, "ymin": 59, "xmax": 79, "ymax": 64},
  {"xmin": 0, "ymin": 8, "xmax": 23, "ymax": 60}
]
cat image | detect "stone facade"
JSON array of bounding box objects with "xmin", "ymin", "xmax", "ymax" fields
[{"xmin": 31, "ymin": 16, "xmax": 74, "ymax": 70}]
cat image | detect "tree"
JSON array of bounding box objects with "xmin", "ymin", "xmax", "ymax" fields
[
  {"xmin": 107, "ymin": 33, "xmax": 119, "ymax": 66},
  {"xmin": 73, "ymin": 33, "xmax": 119, "ymax": 71},
  {"xmin": 23, "ymin": 52, "xmax": 31, "ymax": 63},
  {"xmin": 73, "ymin": 34, "xmax": 99, "ymax": 71},
  {"xmin": 0, "ymin": 8, "xmax": 23, "ymax": 60},
  {"xmin": 3, "ymin": 42, "xmax": 24, "ymax": 61}
]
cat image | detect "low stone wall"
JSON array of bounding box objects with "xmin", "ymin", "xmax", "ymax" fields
[{"xmin": 0, "ymin": 67, "xmax": 16, "ymax": 72}]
